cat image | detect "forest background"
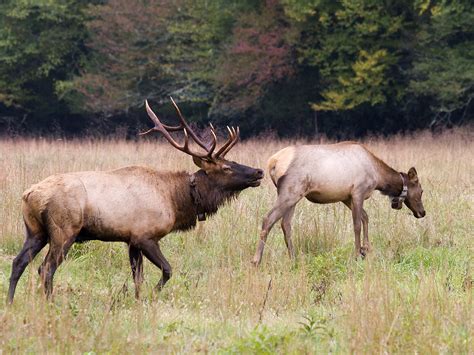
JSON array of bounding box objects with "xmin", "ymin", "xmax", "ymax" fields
[{"xmin": 0, "ymin": 0, "xmax": 473, "ymax": 138}]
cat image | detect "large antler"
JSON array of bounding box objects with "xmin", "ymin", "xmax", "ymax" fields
[{"xmin": 140, "ymin": 98, "xmax": 239, "ymax": 159}]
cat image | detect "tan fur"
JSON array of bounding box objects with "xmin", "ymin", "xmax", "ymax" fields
[
  {"xmin": 22, "ymin": 167, "xmax": 180, "ymax": 243},
  {"xmin": 267, "ymin": 146, "xmax": 296, "ymax": 186},
  {"xmin": 253, "ymin": 141, "xmax": 425, "ymax": 265},
  {"xmin": 272, "ymin": 142, "xmax": 379, "ymax": 203}
]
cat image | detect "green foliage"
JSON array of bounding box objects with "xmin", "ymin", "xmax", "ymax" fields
[
  {"xmin": 0, "ymin": 0, "xmax": 90, "ymax": 113},
  {"xmin": 409, "ymin": 1, "xmax": 474, "ymax": 120},
  {"xmin": 308, "ymin": 247, "xmax": 350, "ymax": 284},
  {"xmin": 281, "ymin": 0, "xmax": 320, "ymax": 21},
  {"xmin": 299, "ymin": 313, "xmax": 335, "ymax": 339},
  {"xmin": 313, "ymin": 49, "xmax": 394, "ymax": 110},
  {"xmin": 307, "ymin": 246, "xmax": 352, "ymax": 302},
  {"xmin": 291, "ymin": 0, "xmax": 411, "ymax": 111},
  {"xmin": 63, "ymin": 0, "xmax": 256, "ymax": 116},
  {"xmin": 396, "ymin": 246, "xmax": 471, "ymax": 292},
  {"xmin": 61, "ymin": 0, "xmax": 176, "ymax": 115},
  {"xmin": 162, "ymin": 0, "xmax": 258, "ymax": 105},
  {"xmin": 0, "ymin": 0, "xmax": 473, "ymax": 136},
  {"xmin": 224, "ymin": 326, "xmax": 291, "ymax": 354}
]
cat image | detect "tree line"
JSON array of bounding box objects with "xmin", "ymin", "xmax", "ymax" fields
[{"xmin": 0, "ymin": 0, "xmax": 472, "ymax": 138}]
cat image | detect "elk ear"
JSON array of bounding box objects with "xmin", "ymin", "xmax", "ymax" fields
[
  {"xmin": 408, "ymin": 167, "xmax": 418, "ymax": 182},
  {"xmin": 192, "ymin": 156, "xmax": 204, "ymax": 168},
  {"xmin": 192, "ymin": 156, "xmax": 215, "ymax": 171}
]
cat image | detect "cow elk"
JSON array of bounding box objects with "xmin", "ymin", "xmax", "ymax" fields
[
  {"xmin": 252, "ymin": 142, "xmax": 425, "ymax": 265},
  {"xmin": 8, "ymin": 97, "xmax": 264, "ymax": 303}
]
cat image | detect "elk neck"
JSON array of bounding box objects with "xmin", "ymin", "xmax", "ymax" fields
[
  {"xmin": 375, "ymin": 160, "xmax": 405, "ymax": 197},
  {"xmin": 191, "ymin": 170, "xmax": 240, "ymax": 217},
  {"xmin": 171, "ymin": 170, "xmax": 239, "ymax": 231}
]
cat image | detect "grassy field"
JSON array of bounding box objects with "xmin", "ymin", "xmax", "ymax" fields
[{"xmin": 0, "ymin": 129, "xmax": 472, "ymax": 353}]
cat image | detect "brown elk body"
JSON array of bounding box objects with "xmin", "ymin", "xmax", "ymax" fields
[
  {"xmin": 252, "ymin": 142, "xmax": 425, "ymax": 265},
  {"xmin": 8, "ymin": 99, "xmax": 263, "ymax": 303}
]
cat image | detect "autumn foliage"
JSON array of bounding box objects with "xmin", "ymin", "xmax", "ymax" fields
[{"xmin": 0, "ymin": 0, "xmax": 472, "ymax": 136}]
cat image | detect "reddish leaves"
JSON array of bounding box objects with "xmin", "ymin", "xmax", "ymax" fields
[{"xmin": 213, "ymin": 1, "xmax": 296, "ymax": 114}]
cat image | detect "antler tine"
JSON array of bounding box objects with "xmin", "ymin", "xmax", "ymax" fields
[
  {"xmin": 140, "ymin": 99, "xmax": 183, "ymax": 132},
  {"xmin": 141, "ymin": 100, "xmax": 210, "ymax": 159},
  {"xmin": 219, "ymin": 126, "xmax": 240, "ymax": 157},
  {"xmin": 138, "ymin": 126, "xmax": 157, "ymax": 136},
  {"xmin": 206, "ymin": 123, "xmax": 217, "ymax": 158},
  {"xmin": 182, "ymin": 128, "xmax": 190, "ymax": 151},
  {"xmin": 140, "ymin": 100, "xmax": 168, "ymax": 136},
  {"xmin": 214, "ymin": 126, "xmax": 239, "ymax": 158},
  {"xmin": 169, "ymin": 96, "xmax": 210, "ymax": 151}
]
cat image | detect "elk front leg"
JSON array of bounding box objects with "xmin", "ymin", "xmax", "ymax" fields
[
  {"xmin": 137, "ymin": 239, "xmax": 172, "ymax": 291},
  {"xmin": 360, "ymin": 209, "xmax": 371, "ymax": 255},
  {"xmin": 343, "ymin": 198, "xmax": 368, "ymax": 258},
  {"xmin": 350, "ymin": 196, "xmax": 364, "ymax": 259},
  {"xmin": 129, "ymin": 245, "xmax": 143, "ymax": 299}
]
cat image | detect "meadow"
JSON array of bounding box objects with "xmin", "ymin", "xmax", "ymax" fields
[{"xmin": 0, "ymin": 129, "xmax": 472, "ymax": 353}]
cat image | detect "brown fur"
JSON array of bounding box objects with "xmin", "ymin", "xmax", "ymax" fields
[
  {"xmin": 7, "ymin": 98, "xmax": 265, "ymax": 303},
  {"xmin": 170, "ymin": 170, "xmax": 241, "ymax": 231},
  {"xmin": 8, "ymin": 158, "xmax": 263, "ymax": 303}
]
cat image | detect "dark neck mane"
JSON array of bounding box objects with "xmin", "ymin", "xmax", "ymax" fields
[
  {"xmin": 171, "ymin": 170, "xmax": 239, "ymax": 231},
  {"xmin": 192, "ymin": 170, "xmax": 239, "ymax": 217}
]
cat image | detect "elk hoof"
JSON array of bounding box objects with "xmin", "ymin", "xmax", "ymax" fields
[
  {"xmin": 360, "ymin": 246, "xmax": 370, "ymax": 258},
  {"xmin": 251, "ymin": 259, "xmax": 260, "ymax": 267}
]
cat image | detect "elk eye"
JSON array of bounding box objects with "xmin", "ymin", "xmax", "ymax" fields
[{"xmin": 222, "ymin": 165, "xmax": 232, "ymax": 172}]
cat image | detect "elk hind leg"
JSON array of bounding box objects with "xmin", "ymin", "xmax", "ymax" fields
[
  {"xmin": 8, "ymin": 224, "xmax": 47, "ymax": 303},
  {"xmin": 252, "ymin": 190, "xmax": 303, "ymax": 266},
  {"xmin": 129, "ymin": 245, "xmax": 143, "ymax": 299},
  {"xmin": 281, "ymin": 205, "xmax": 296, "ymax": 260}
]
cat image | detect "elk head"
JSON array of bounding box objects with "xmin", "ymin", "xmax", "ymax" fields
[
  {"xmin": 403, "ymin": 167, "xmax": 426, "ymax": 218},
  {"xmin": 141, "ymin": 98, "xmax": 264, "ymax": 191}
]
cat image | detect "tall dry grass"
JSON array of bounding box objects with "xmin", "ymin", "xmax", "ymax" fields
[{"xmin": 0, "ymin": 128, "xmax": 472, "ymax": 353}]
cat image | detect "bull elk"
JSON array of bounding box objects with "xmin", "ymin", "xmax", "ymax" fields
[
  {"xmin": 8, "ymin": 98, "xmax": 264, "ymax": 303},
  {"xmin": 252, "ymin": 142, "xmax": 426, "ymax": 265}
]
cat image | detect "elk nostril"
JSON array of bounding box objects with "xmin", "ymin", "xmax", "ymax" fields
[{"xmin": 256, "ymin": 169, "xmax": 264, "ymax": 178}]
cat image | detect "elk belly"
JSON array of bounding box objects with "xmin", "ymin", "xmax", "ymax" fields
[{"xmin": 305, "ymin": 188, "xmax": 352, "ymax": 204}]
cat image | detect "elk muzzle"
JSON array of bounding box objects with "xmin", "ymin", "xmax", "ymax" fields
[
  {"xmin": 414, "ymin": 209, "xmax": 426, "ymax": 218},
  {"xmin": 248, "ymin": 168, "xmax": 264, "ymax": 187}
]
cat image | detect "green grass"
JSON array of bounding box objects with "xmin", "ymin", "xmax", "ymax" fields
[{"xmin": 0, "ymin": 130, "xmax": 472, "ymax": 353}]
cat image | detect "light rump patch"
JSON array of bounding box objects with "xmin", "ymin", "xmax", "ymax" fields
[{"xmin": 267, "ymin": 146, "xmax": 296, "ymax": 187}]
